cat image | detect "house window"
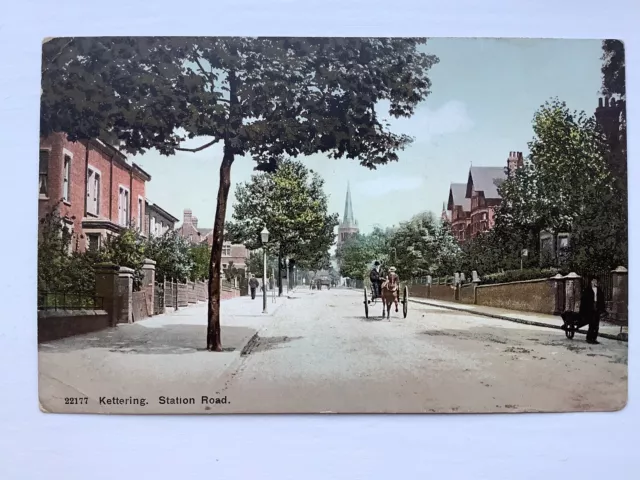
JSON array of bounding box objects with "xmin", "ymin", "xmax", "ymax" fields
[
  {"xmin": 86, "ymin": 167, "xmax": 101, "ymax": 215},
  {"xmin": 137, "ymin": 197, "xmax": 143, "ymax": 230},
  {"xmin": 62, "ymin": 155, "xmax": 71, "ymax": 203},
  {"xmin": 222, "ymin": 244, "xmax": 231, "ymax": 256},
  {"xmin": 87, "ymin": 234, "xmax": 101, "ymax": 252},
  {"xmin": 39, "ymin": 150, "xmax": 49, "ymax": 196},
  {"xmin": 118, "ymin": 186, "xmax": 130, "ymax": 226}
]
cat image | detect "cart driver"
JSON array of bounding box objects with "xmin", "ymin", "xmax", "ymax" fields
[{"xmin": 369, "ymin": 261, "xmax": 382, "ymax": 300}]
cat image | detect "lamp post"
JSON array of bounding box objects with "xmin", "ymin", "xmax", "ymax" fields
[{"xmin": 261, "ymin": 227, "xmax": 269, "ymax": 313}]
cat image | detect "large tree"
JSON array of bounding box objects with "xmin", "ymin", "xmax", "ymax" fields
[
  {"xmin": 226, "ymin": 158, "xmax": 339, "ymax": 294},
  {"xmin": 493, "ymin": 99, "xmax": 613, "ymax": 269},
  {"xmin": 336, "ymin": 227, "xmax": 392, "ymax": 280},
  {"xmin": 41, "ymin": 37, "xmax": 438, "ymax": 351}
]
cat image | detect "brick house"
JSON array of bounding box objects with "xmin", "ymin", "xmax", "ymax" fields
[
  {"xmin": 443, "ymin": 151, "xmax": 523, "ymax": 241},
  {"xmin": 465, "ymin": 151, "xmax": 523, "ymax": 238},
  {"xmin": 39, "ymin": 133, "xmax": 151, "ymax": 251},
  {"xmin": 177, "ymin": 209, "xmax": 249, "ymax": 272},
  {"xmin": 145, "ymin": 200, "xmax": 179, "ymax": 238},
  {"xmin": 445, "ymin": 183, "xmax": 471, "ymax": 241}
]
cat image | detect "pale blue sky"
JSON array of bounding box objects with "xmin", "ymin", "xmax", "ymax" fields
[{"xmin": 137, "ymin": 38, "xmax": 604, "ymax": 235}]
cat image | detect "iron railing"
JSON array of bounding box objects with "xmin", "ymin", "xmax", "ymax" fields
[
  {"xmin": 581, "ymin": 272, "xmax": 613, "ymax": 302},
  {"xmin": 38, "ymin": 292, "xmax": 104, "ymax": 311}
]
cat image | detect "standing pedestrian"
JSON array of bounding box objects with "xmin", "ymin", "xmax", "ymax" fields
[
  {"xmin": 248, "ymin": 274, "xmax": 259, "ymax": 300},
  {"xmin": 580, "ymin": 277, "xmax": 606, "ymax": 344}
]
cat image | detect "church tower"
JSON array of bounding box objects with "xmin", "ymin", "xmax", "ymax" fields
[{"xmin": 337, "ymin": 182, "xmax": 359, "ymax": 248}]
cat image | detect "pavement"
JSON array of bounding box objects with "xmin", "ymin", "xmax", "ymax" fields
[
  {"xmin": 39, "ymin": 287, "xmax": 627, "ymax": 414},
  {"xmin": 38, "ymin": 289, "xmax": 290, "ymax": 414},
  {"xmin": 409, "ymin": 297, "xmax": 627, "ymax": 341}
]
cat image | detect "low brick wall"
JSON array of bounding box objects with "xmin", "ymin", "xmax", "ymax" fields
[
  {"xmin": 430, "ymin": 284, "xmax": 456, "ymax": 302},
  {"xmin": 38, "ymin": 310, "xmax": 111, "ymax": 343},
  {"xmin": 410, "ymin": 284, "xmax": 429, "ymax": 299},
  {"xmin": 459, "ymin": 284, "xmax": 475, "ymax": 304},
  {"xmin": 476, "ymin": 278, "xmax": 556, "ymax": 314},
  {"xmin": 221, "ymin": 286, "xmax": 241, "ymax": 301}
]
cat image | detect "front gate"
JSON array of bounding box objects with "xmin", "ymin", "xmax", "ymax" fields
[{"xmin": 154, "ymin": 281, "xmax": 165, "ymax": 315}]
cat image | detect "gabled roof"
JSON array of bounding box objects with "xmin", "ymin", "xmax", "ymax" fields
[
  {"xmin": 447, "ymin": 183, "xmax": 471, "ymax": 211},
  {"xmin": 466, "ymin": 166, "xmax": 506, "ymax": 199},
  {"xmin": 198, "ymin": 228, "xmax": 212, "ymax": 237}
]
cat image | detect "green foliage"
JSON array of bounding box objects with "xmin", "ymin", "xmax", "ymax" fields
[
  {"xmin": 42, "ymin": 37, "xmax": 438, "ymax": 167},
  {"xmin": 491, "ymin": 98, "xmax": 617, "ymax": 272},
  {"xmin": 188, "ymin": 244, "xmax": 211, "ymax": 281},
  {"xmin": 336, "ymin": 228, "xmax": 391, "ymax": 280},
  {"xmin": 245, "ymin": 250, "xmax": 277, "ymax": 277},
  {"xmin": 38, "ymin": 207, "xmax": 96, "ymax": 293},
  {"xmin": 568, "ymin": 186, "xmax": 627, "ymax": 273},
  {"xmin": 145, "ymin": 230, "xmax": 193, "ymax": 282},
  {"xmin": 227, "ymin": 159, "xmax": 339, "ymax": 267},
  {"xmin": 336, "ymin": 213, "xmax": 461, "ymax": 280},
  {"xmin": 99, "ymin": 228, "xmax": 147, "ymax": 291},
  {"xmin": 478, "ymin": 268, "xmax": 560, "ymax": 286}
]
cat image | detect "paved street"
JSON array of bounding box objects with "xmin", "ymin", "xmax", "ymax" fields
[{"xmin": 39, "ymin": 288, "xmax": 627, "ymax": 414}]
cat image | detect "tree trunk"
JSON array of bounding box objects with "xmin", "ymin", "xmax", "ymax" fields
[
  {"xmin": 288, "ymin": 258, "xmax": 295, "ymax": 289},
  {"xmin": 206, "ymin": 70, "xmax": 239, "ymax": 352},
  {"xmin": 277, "ymin": 251, "xmax": 283, "ymax": 296},
  {"xmin": 207, "ymin": 147, "xmax": 234, "ymax": 352}
]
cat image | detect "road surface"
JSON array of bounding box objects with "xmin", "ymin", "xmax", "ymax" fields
[{"xmin": 39, "ymin": 288, "xmax": 627, "ymax": 414}]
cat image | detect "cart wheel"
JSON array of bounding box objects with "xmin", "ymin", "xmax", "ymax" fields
[
  {"xmin": 565, "ymin": 323, "xmax": 575, "ymax": 339},
  {"xmin": 364, "ymin": 287, "xmax": 369, "ymax": 319},
  {"xmin": 402, "ymin": 285, "xmax": 409, "ymax": 318}
]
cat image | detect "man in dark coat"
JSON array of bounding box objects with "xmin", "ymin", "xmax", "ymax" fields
[
  {"xmin": 369, "ymin": 261, "xmax": 382, "ymax": 301},
  {"xmin": 580, "ymin": 277, "xmax": 607, "ymax": 344},
  {"xmin": 248, "ymin": 274, "xmax": 259, "ymax": 300}
]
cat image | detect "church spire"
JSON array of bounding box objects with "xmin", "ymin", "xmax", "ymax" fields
[{"xmin": 343, "ymin": 181, "xmax": 356, "ymax": 226}]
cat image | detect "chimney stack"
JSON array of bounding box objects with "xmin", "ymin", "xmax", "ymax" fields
[
  {"xmin": 192, "ymin": 216, "xmax": 198, "ymax": 228},
  {"xmin": 183, "ymin": 209, "xmax": 193, "ymax": 225},
  {"xmin": 507, "ymin": 151, "xmax": 524, "ymax": 176}
]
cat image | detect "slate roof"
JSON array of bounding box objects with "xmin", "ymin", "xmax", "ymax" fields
[
  {"xmin": 466, "ymin": 167, "xmax": 507, "ymax": 199},
  {"xmin": 198, "ymin": 228, "xmax": 212, "ymax": 237},
  {"xmin": 448, "ymin": 183, "xmax": 471, "ymax": 211}
]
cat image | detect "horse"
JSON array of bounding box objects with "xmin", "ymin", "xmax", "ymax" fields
[{"xmin": 380, "ymin": 275, "xmax": 400, "ymax": 319}]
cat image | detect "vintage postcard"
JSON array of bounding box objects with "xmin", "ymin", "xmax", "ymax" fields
[{"xmin": 38, "ymin": 37, "xmax": 627, "ymax": 414}]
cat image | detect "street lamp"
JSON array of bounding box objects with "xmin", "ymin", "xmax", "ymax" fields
[{"xmin": 261, "ymin": 227, "xmax": 269, "ymax": 314}]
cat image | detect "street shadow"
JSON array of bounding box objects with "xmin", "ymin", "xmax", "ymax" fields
[
  {"xmin": 38, "ymin": 324, "xmax": 256, "ymax": 355},
  {"xmin": 419, "ymin": 326, "xmax": 629, "ymax": 361},
  {"xmin": 241, "ymin": 335, "xmax": 303, "ymax": 355}
]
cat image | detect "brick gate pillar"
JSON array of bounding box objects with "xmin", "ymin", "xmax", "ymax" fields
[
  {"xmin": 564, "ymin": 272, "xmax": 582, "ymax": 313},
  {"xmin": 141, "ymin": 259, "xmax": 156, "ymax": 316},
  {"xmin": 610, "ymin": 266, "xmax": 628, "ymax": 326},
  {"xmin": 94, "ymin": 263, "xmax": 119, "ymax": 327},
  {"xmin": 117, "ymin": 267, "xmax": 134, "ymax": 324},
  {"xmin": 550, "ymin": 273, "xmax": 565, "ymax": 315}
]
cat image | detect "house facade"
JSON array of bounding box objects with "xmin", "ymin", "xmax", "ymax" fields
[
  {"xmin": 177, "ymin": 209, "xmax": 249, "ymax": 272},
  {"xmin": 145, "ymin": 201, "xmax": 179, "ymax": 238},
  {"xmin": 39, "ymin": 133, "xmax": 151, "ymax": 252},
  {"xmin": 444, "ymin": 151, "xmax": 523, "ymax": 241},
  {"xmin": 446, "ymin": 183, "xmax": 471, "ymax": 241}
]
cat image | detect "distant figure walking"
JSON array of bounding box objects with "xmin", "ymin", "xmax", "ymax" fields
[
  {"xmin": 580, "ymin": 277, "xmax": 606, "ymax": 344},
  {"xmin": 248, "ymin": 274, "xmax": 259, "ymax": 300}
]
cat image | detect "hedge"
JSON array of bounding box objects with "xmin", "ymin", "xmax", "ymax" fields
[{"xmin": 478, "ymin": 268, "xmax": 560, "ymax": 285}]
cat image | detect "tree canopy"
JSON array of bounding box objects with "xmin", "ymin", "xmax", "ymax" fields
[{"xmin": 226, "ymin": 158, "xmax": 339, "ymax": 268}]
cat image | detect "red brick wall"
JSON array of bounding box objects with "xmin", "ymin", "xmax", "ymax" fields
[
  {"xmin": 476, "ymin": 279, "xmax": 556, "ymax": 314},
  {"xmin": 39, "ymin": 134, "xmax": 87, "ymax": 243},
  {"xmin": 39, "ymin": 134, "xmax": 147, "ymax": 250},
  {"xmin": 459, "ymin": 283, "xmax": 475, "ymax": 304}
]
